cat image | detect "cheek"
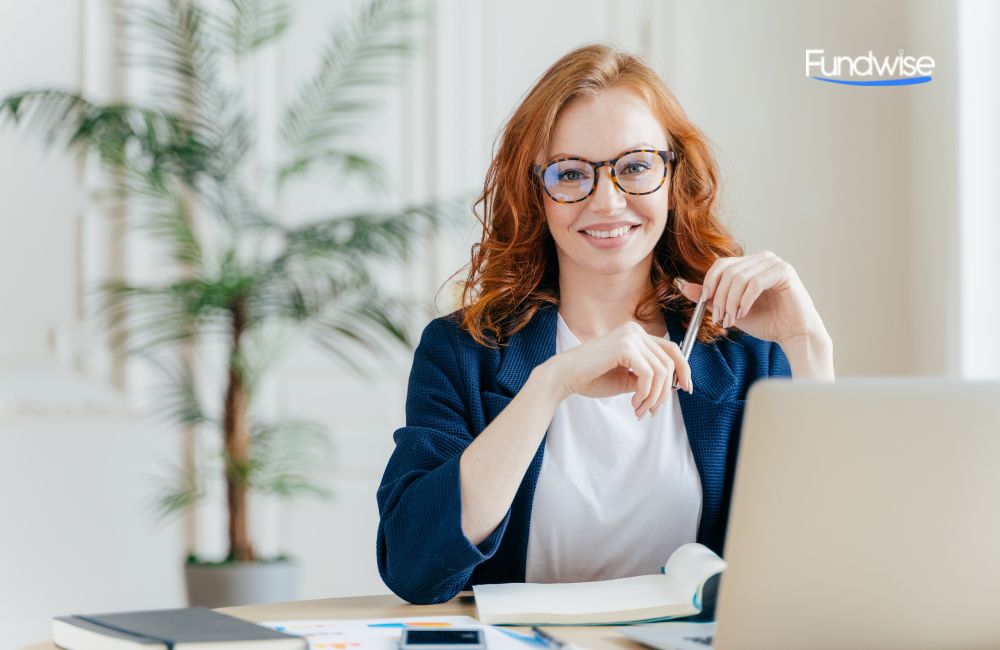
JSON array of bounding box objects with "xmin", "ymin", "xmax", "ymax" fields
[
  {"xmin": 544, "ymin": 203, "xmax": 580, "ymax": 235},
  {"xmin": 632, "ymin": 195, "xmax": 669, "ymax": 230}
]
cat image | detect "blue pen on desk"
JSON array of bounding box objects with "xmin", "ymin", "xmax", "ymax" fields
[
  {"xmin": 495, "ymin": 627, "xmax": 547, "ymax": 647},
  {"xmin": 530, "ymin": 626, "xmax": 571, "ymax": 649}
]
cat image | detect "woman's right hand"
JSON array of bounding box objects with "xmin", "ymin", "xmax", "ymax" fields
[{"xmin": 542, "ymin": 321, "xmax": 693, "ymax": 418}]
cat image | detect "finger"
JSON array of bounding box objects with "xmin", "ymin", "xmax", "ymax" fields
[
  {"xmin": 655, "ymin": 337, "xmax": 693, "ymax": 394},
  {"xmin": 624, "ymin": 343, "xmax": 655, "ymax": 413},
  {"xmin": 639, "ymin": 336, "xmax": 675, "ymax": 415},
  {"xmin": 711, "ymin": 257, "xmax": 758, "ymax": 325},
  {"xmin": 702, "ymin": 258, "xmax": 740, "ymax": 323},
  {"xmin": 635, "ymin": 342, "xmax": 669, "ymax": 417},
  {"xmin": 736, "ymin": 257, "xmax": 788, "ymax": 322},
  {"xmin": 648, "ymin": 337, "xmax": 689, "ymax": 397},
  {"xmin": 675, "ymin": 278, "xmax": 703, "ymax": 304},
  {"xmin": 724, "ymin": 257, "xmax": 776, "ymax": 327}
]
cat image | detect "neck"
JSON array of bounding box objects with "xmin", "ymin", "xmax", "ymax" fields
[{"xmin": 557, "ymin": 254, "xmax": 664, "ymax": 340}]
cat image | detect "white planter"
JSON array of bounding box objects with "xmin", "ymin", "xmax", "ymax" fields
[{"xmin": 184, "ymin": 559, "xmax": 299, "ymax": 608}]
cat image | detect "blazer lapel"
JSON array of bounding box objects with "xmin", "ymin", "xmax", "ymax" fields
[{"xmin": 494, "ymin": 303, "xmax": 559, "ymax": 397}]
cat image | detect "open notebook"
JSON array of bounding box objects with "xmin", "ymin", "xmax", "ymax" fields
[{"xmin": 473, "ymin": 543, "xmax": 726, "ymax": 625}]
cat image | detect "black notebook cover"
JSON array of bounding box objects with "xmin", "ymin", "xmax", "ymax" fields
[{"xmin": 55, "ymin": 607, "xmax": 303, "ymax": 646}]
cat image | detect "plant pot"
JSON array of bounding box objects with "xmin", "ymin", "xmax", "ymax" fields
[{"xmin": 184, "ymin": 558, "xmax": 299, "ymax": 608}]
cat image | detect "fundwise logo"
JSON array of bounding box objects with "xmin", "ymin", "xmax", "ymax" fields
[{"xmin": 805, "ymin": 49, "xmax": 935, "ymax": 86}]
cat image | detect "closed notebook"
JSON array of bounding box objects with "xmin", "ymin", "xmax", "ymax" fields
[
  {"xmin": 473, "ymin": 542, "xmax": 727, "ymax": 625},
  {"xmin": 52, "ymin": 606, "xmax": 306, "ymax": 650}
]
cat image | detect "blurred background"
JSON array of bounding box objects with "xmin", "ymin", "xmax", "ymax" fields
[{"xmin": 2, "ymin": 0, "xmax": 998, "ymax": 647}]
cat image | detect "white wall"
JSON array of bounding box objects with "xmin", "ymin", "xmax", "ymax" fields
[
  {"xmin": 957, "ymin": 0, "xmax": 1000, "ymax": 379},
  {"xmin": 907, "ymin": 0, "xmax": 961, "ymax": 377},
  {"xmin": 1, "ymin": 0, "xmax": 985, "ymax": 647}
]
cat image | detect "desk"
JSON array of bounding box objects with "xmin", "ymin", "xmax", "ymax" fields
[{"xmin": 25, "ymin": 591, "xmax": 647, "ymax": 650}]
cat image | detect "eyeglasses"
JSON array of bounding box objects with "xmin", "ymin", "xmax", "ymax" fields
[{"xmin": 533, "ymin": 148, "xmax": 675, "ymax": 204}]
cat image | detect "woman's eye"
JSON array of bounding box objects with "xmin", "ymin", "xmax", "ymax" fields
[
  {"xmin": 559, "ymin": 170, "xmax": 584, "ymax": 182},
  {"xmin": 622, "ymin": 162, "xmax": 650, "ymax": 175}
]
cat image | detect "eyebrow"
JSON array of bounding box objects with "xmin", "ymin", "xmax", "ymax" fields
[{"xmin": 545, "ymin": 141, "xmax": 664, "ymax": 160}]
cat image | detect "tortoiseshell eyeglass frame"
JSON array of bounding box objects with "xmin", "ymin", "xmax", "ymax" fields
[{"xmin": 533, "ymin": 148, "xmax": 677, "ymax": 204}]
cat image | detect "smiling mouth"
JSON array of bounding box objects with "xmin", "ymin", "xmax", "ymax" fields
[{"xmin": 580, "ymin": 224, "xmax": 640, "ymax": 239}]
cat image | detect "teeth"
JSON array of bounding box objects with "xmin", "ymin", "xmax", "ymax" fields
[{"xmin": 584, "ymin": 225, "xmax": 634, "ymax": 238}]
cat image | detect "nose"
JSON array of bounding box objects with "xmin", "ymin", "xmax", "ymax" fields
[{"xmin": 588, "ymin": 164, "xmax": 627, "ymax": 215}]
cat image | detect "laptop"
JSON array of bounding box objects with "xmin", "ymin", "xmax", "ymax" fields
[{"xmin": 623, "ymin": 377, "xmax": 1000, "ymax": 650}]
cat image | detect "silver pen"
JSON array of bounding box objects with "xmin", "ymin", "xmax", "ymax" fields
[{"xmin": 672, "ymin": 287, "xmax": 709, "ymax": 391}]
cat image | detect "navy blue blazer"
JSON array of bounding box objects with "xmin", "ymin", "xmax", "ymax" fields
[{"xmin": 375, "ymin": 302, "xmax": 791, "ymax": 604}]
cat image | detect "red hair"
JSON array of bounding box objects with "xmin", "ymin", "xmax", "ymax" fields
[{"xmin": 457, "ymin": 43, "xmax": 742, "ymax": 347}]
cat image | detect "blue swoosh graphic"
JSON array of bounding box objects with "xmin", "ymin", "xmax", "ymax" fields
[{"xmin": 812, "ymin": 75, "xmax": 932, "ymax": 86}]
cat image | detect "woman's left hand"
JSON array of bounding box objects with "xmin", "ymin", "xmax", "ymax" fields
[{"xmin": 677, "ymin": 250, "xmax": 829, "ymax": 346}]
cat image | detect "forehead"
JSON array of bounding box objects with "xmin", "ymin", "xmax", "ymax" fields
[{"xmin": 546, "ymin": 87, "xmax": 668, "ymax": 160}]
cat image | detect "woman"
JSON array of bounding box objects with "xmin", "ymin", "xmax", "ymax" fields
[{"xmin": 376, "ymin": 44, "xmax": 834, "ymax": 605}]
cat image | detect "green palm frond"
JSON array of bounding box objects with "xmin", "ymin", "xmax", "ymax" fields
[
  {"xmin": 248, "ymin": 418, "xmax": 334, "ymax": 498},
  {"xmin": 123, "ymin": 0, "xmax": 254, "ymax": 185},
  {"xmin": 246, "ymin": 197, "xmax": 467, "ymax": 368},
  {"xmin": 122, "ymin": 0, "xmax": 220, "ymax": 112},
  {"xmin": 193, "ymin": 88, "xmax": 253, "ymax": 181},
  {"xmin": 237, "ymin": 320, "xmax": 298, "ymax": 397},
  {"xmin": 308, "ymin": 289, "xmax": 415, "ymax": 379},
  {"xmin": 0, "ymin": 90, "xmax": 210, "ymax": 177},
  {"xmin": 145, "ymin": 355, "xmax": 212, "ymax": 427},
  {"xmin": 251, "ymin": 255, "xmax": 372, "ymax": 330},
  {"xmin": 277, "ymin": 149, "xmax": 388, "ymax": 192},
  {"xmin": 101, "ymin": 282, "xmax": 193, "ymax": 353},
  {"xmin": 149, "ymin": 460, "xmax": 205, "ymax": 521},
  {"xmin": 278, "ymin": 195, "xmax": 467, "ymax": 267},
  {"xmin": 277, "ymin": 0, "xmax": 420, "ymax": 187},
  {"xmin": 214, "ymin": 0, "xmax": 292, "ymax": 56},
  {"xmin": 101, "ymin": 271, "xmax": 255, "ymax": 353},
  {"xmin": 139, "ymin": 190, "xmax": 205, "ymax": 269}
]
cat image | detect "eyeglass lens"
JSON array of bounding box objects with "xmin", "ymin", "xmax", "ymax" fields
[{"xmin": 540, "ymin": 150, "xmax": 665, "ymax": 202}]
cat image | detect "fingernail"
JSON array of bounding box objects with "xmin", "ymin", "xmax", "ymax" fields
[
  {"xmin": 700, "ymin": 286, "xmax": 708, "ymax": 301},
  {"xmin": 723, "ymin": 313, "xmax": 730, "ymax": 328}
]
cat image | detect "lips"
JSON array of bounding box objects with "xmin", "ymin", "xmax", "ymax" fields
[
  {"xmin": 577, "ymin": 223, "xmax": 641, "ymax": 248},
  {"xmin": 577, "ymin": 221, "xmax": 642, "ymax": 234}
]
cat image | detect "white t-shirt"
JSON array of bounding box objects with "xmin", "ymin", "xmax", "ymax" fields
[{"xmin": 524, "ymin": 313, "xmax": 703, "ymax": 583}]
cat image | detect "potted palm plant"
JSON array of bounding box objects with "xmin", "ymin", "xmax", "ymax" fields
[{"xmin": 1, "ymin": 0, "xmax": 457, "ymax": 607}]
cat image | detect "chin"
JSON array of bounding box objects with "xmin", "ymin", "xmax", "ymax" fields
[{"xmin": 579, "ymin": 253, "xmax": 650, "ymax": 276}]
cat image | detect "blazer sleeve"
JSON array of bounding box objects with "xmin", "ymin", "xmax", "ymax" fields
[{"xmin": 375, "ymin": 318, "xmax": 511, "ymax": 604}]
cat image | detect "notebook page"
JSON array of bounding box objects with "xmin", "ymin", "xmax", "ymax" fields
[{"xmin": 474, "ymin": 543, "xmax": 726, "ymax": 618}]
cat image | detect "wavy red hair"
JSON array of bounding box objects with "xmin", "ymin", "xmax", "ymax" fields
[{"xmin": 457, "ymin": 43, "xmax": 742, "ymax": 348}]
